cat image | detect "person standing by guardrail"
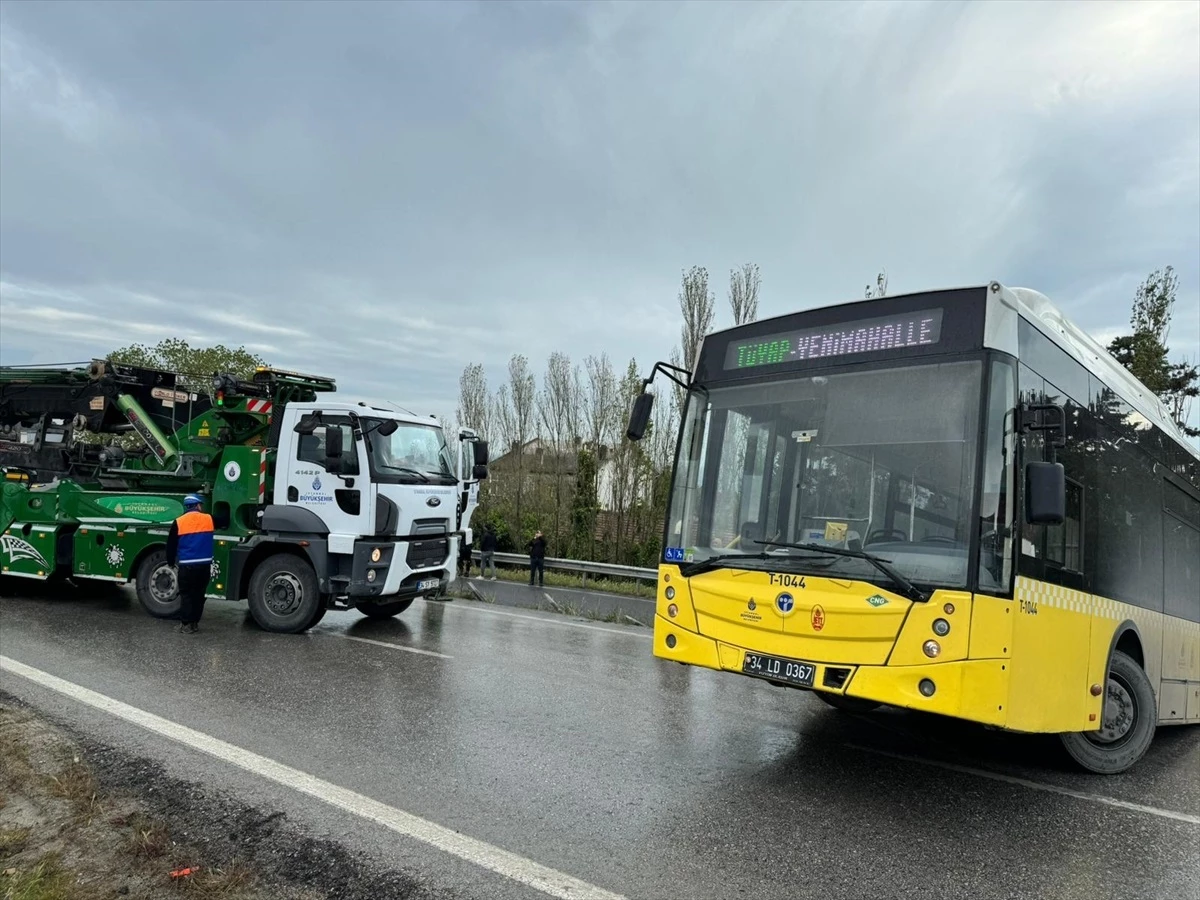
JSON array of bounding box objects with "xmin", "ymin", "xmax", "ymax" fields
[
  {"xmin": 527, "ymin": 530, "xmax": 546, "ymax": 587},
  {"xmin": 480, "ymin": 526, "xmax": 498, "ymax": 579}
]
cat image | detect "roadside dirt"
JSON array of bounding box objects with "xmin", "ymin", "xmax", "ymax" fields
[{"xmin": 0, "ymin": 694, "xmax": 440, "ymax": 899}]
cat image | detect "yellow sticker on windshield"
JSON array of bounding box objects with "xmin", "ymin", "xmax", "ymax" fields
[{"xmin": 824, "ymin": 521, "xmax": 848, "ymax": 542}]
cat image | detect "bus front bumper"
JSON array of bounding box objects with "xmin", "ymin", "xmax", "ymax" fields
[{"xmin": 654, "ymin": 614, "xmax": 1010, "ymax": 727}]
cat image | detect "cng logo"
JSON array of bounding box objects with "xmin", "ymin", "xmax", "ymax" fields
[{"xmin": 775, "ymin": 592, "xmax": 795, "ymax": 615}]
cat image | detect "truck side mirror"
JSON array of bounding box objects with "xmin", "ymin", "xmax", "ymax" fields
[
  {"xmin": 1025, "ymin": 461, "xmax": 1065, "ymax": 525},
  {"xmin": 626, "ymin": 391, "xmax": 654, "ymax": 441},
  {"xmin": 295, "ymin": 413, "xmax": 320, "ymax": 435},
  {"xmin": 377, "ymin": 419, "xmax": 398, "ymax": 437},
  {"xmin": 472, "ymin": 440, "xmax": 489, "ymax": 466},
  {"xmin": 324, "ymin": 426, "xmax": 344, "ymax": 468},
  {"xmin": 472, "ymin": 463, "xmax": 489, "ymax": 481}
]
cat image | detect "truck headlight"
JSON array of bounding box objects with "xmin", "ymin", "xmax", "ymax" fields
[
  {"xmin": 371, "ymin": 548, "xmax": 382, "ymax": 563},
  {"xmin": 367, "ymin": 569, "xmax": 377, "ymax": 583}
]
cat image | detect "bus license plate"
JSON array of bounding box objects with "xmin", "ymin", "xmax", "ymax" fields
[
  {"xmin": 417, "ymin": 578, "xmax": 439, "ymax": 592},
  {"xmin": 742, "ymin": 652, "xmax": 816, "ymax": 687}
]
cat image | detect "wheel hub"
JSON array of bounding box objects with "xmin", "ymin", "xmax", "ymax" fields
[
  {"xmin": 151, "ymin": 566, "xmax": 177, "ymax": 602},
  {"xmin": 265, "ymin": 573, "xmax": 303, "ymax": 615},
  {"xmin": 1092, "ymin": 678, "xmax": 1136, "ymax": 744}
]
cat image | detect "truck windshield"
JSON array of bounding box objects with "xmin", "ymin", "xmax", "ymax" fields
[
  {"xmin": 665, "ymin": 359, "xmax": 983, "ymax": 590},
  {"xmin": 365, "ymin": 419, "xmax": 456, "ymax": 484}
]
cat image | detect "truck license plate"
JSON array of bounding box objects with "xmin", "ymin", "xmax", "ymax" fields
[
  {"xmin": 742, "ymin": 652, "xmax": 816, "ymax": 687},
  {"xmin": 417, "ymin": 578, "xmax": 439, "ymax": 592}
]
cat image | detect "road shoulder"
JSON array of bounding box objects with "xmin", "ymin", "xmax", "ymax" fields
[{"xmin": 0, "ymin": 691, "xmax": 433, "ymax": 900}]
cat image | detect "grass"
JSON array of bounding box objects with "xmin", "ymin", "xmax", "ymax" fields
[
  {"xmin": 46, "ymin": 758, "xmax": 102, "ymax": 825},
  {"xmin": 0, "ymin": 827, "xmax": 31, "ymax": 857},
  {"xmin": 471, "ymin": 564, "xmax": 656, "ymax": 599},
  {"xmin": 173, "ymin": 863, "xmax": 259, "ymax": 897},
  {"xmin": 123, "ymin": 813, "xmax": 170, "ymax": 859},
  {"xmin": 1, "ymin": 852, "xmax": 75, "ymax": 900}
]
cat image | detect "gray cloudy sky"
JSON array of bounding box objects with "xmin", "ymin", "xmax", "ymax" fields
[{"xmin": 2, "ymin": 0, "xmax": 1198, "ymax": 432}]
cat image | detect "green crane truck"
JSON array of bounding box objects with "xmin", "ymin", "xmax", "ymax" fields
[{"xmin": 0, "ymin": 359, "xmax": 488, "ymax": 633}]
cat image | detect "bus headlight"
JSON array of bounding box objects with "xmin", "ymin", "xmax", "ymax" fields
[
  {"xmin": 665, "ymin": 586, "xmax": 675, "ymax": 600},
  {"xmin": 923, "ymin": 640, "xmax": 941, "ymax": 658},
  {"xmin": 667, "ymin": 603, "xmax": 678, "ymax": 618},
  {"xmin": 932, "ymin": 618, "xmax": 950, "ymax": 637}
]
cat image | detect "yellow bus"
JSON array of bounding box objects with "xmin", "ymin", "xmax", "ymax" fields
[{"xmin": 626, "ymin": 282, "xmax": 1200, "ymax": 774}]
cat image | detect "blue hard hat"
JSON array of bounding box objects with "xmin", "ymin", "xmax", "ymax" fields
[{"xmin": 183, "ymin": 493, "xmax": 203, "ymax": 508}]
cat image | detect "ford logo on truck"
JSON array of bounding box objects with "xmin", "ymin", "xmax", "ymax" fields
[{"xmin": 426, "ymin": 496, "xmax": 442, "ymax": 507}]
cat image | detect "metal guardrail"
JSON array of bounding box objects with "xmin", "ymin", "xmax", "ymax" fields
[{"xmin": 470, "ymin": 550, "xmax": 657, "ymax": 584}]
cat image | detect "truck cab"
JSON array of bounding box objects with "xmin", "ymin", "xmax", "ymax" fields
[{"xmin": 223, "ymin": 399, "xmax": 488, "ymax": 632}]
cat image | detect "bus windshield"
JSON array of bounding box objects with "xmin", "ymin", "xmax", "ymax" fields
[{"xmin": 665, "ymin": 359, "xmax": 983, "ymax": 589}]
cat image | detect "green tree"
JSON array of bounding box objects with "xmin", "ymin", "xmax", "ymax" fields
[
  {"xmin": 570, "ymin": 447, "xmax": 600, "ymax": 558},
  {"xmin": 1107, "ymin": 266, "xmax": 1199, "ymax": 438},
  {"xmin": 108, "ymin": 338, "xmax": 268, "ymax": 387}
]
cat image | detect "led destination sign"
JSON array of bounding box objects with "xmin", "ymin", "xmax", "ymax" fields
[{"xmin": 725, "ymin": 308, "xmax": 944, "ymax": 371}]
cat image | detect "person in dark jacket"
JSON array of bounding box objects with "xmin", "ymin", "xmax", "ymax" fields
[
  {"xmin": 166, "ymin": 493, "xmax": 214, "ymax": 633},
  {"xmin": 527, "ymin": 530, "xmax": 546, "ymax": 587},
  {"xmin": 479, "ymin": 526, "xmax": 498, "ymax": 580}
]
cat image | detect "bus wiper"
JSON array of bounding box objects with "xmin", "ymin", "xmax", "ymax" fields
[
  {"xmin": 679, "ymin": 552, "xmax": 772, "ymax": 578},
  {"xmin": 752, "ymin": 540, "xmax": 928, "ymax": 603}
]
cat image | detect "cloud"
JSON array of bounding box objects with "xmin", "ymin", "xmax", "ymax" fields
[{"xmin": 0, "ymin": 0, "xmax": 1197, "ymax": 436}]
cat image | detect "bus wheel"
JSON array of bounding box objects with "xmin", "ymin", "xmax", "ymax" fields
[
  {"xmin": 135, "ymin": 549, "xmax": 181, "ymax": 619},
  {"xmin": 355, "ymin": 598, "xmax": 415, "ymax": 619},
  {"xmin": 247, "ymin": 554, "xmax": 321, "ymax": 634},
  {"xmin": 1059, "ymin": 650, "xmax": 1157, "ymax": 775},
  {"xmin": 814, "ymin": 691, "xmax": 881, "ymax": 714}
]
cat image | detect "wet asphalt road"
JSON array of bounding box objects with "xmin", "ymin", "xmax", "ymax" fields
[{"xmin": 1, "ymin": 582, "xmax": 1198, "ymax": 900}]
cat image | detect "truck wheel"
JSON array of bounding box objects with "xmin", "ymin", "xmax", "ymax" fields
[
  {"xmin": 302, "ymin": 602, "xmax": 329, "ymax": 630},
  {"xmin": 135, "ymin": 549, "xmax": 181, "ymax": 619},
  {"xmin": 1059, "ymin": 650, "xmax": 1157, "ymax": 775},
  {"xmin": 247, "ymin": 554, "xmax": 321, "ymax": 634},
  {"xmin": 814, "ymin": 691, "xmax": 881, "ymax": 714},
  {"xmin": 355, "ymin": 598, "xmax": 415, "ymax": 619}
]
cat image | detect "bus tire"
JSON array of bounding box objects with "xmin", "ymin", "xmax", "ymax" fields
[
  {"xmin": 135, "ymin": 549, "xmax": 181, "ymax": 619},
  {"xmin": 814, "ymin": 691, "xmax": 881, "ymax": 714},
  {"xmin": 247, "ymin": 554, "xmax": 321, "ymax": 634},
  {"xmin": 1059, "ymin": 650, "xmax": 1157, "ymax": 775},
  {"xmin": 355, "ymin": 597, "xmax": 415, "ymax": 619}
]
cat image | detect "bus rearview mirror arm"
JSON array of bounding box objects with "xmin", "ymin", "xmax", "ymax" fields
[{"xmin": 626, "ymin": 361, "xmax": 694, "ymax": 442}]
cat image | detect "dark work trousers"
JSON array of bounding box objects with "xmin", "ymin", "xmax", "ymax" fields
[
  {"xmin": 177, "ymin": 563, "xmax": 210, "ymax": 625},
  {"xmin": 529, "ymin": 558, "xmax": 544, "ymax": 586}
]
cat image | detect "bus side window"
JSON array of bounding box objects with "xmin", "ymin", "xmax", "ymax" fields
[{"xmin": 1046, "ymin": 479, "xmax": 1083, "ymax": 571}]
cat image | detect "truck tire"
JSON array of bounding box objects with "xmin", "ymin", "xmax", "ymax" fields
[
  {"xmin": 135, "ymin": 549, "xmax": 181, "ymax": 619},
  {"xmin": 247, "ymin": 554, "xmax": 321, "ymax": 634},
  {"xmin": 1059, "ymin": 649, "xmax": 1157, "ymax": 775},
  {"xmin": 814, "ymin": 691, "xmax": 881, "ymax": 714},
  {"xmin": 355, "ymin": 597, "xmax": 415, "ymax": 619}
]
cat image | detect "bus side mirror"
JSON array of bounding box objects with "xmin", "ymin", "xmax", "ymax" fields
[
  {"xmin": 1025, "ymin": 461, "xmax": 1065, "ymax": 525},
  {"xmin": 626, "ymin": 391, "xmax": 654, "ymax": 441}
]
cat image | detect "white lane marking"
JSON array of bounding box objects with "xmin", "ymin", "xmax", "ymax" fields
[
  {"xmin": 844, "ymin": 743, "xmax": 1200, "ymax": 826},
  {"xmin": 334, "ymin": 634, "xmax": 453, "ymax": 659},
  {"xmin": 0, "ymin": 656, "xmax": 626, "ymax": 900},
  {"xmin": 428, "ymin": 599, "xmax": 652, "ymax": 639}
]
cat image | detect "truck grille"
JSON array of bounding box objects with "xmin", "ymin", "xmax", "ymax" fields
[{"xmin": 407, "ymin": 537, "xmax": 448, "ymax": 570}]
